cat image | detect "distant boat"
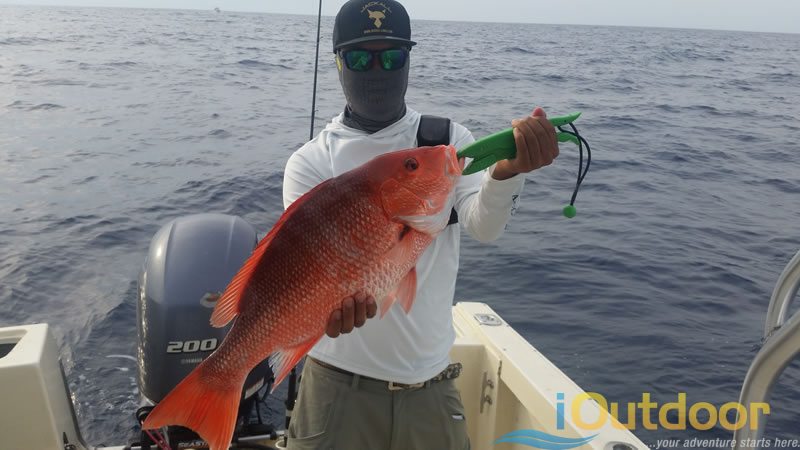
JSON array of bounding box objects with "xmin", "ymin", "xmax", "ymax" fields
[{"xmin": 214, "ymin": 7, "xmax": 221, "ymax": 13}]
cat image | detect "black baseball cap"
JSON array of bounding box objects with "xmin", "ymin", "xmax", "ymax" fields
[{"xmin": 332, "ymin": 0, "xmax": 417, "ymax": 53}]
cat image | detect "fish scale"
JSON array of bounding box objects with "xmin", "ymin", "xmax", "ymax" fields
[{"xmin": 143, "ymin": 144, "xmax": 461, "ymax": 450}]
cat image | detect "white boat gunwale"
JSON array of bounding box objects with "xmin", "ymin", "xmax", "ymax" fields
[{"xmin": 0, "ymin": 302, "xmax": 646, "ymax": 450}]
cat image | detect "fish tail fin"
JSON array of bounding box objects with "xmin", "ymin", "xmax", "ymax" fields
[{"xmin": 143, "ymin": 362, "xmax": 245, "ymax": 450}]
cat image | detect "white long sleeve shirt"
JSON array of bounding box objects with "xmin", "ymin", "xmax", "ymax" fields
[{"xmin": 283, "ymin": 108, "xmax": 524, "ymax": 384}]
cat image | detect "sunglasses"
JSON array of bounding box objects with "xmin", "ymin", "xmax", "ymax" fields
[{"xmin": 340, "ymin": 48, "xmax": 409, "ymax": 72}]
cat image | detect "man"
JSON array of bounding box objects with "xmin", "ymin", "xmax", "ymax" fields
[{"xmin": 282, "ymin": 1, "xmax": 558, "ymax": 448}]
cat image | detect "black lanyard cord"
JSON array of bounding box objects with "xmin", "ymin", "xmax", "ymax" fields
[{"xmin": 556, "ymin": 123, "xmax": 592, "ymax": 214}]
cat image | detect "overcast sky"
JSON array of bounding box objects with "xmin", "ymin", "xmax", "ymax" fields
[{"xmin": 4, "ymin": 0, "xmax": 799, "ymax": 34}]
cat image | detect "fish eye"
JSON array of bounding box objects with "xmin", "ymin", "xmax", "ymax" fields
[{"xmin": 404, "ymin": 158, "xmax": 419, "ymax": 171}]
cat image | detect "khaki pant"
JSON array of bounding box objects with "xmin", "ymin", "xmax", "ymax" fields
[{"xmin": 286, "ymin": 357, "xmax": 470, "ymax": 450}]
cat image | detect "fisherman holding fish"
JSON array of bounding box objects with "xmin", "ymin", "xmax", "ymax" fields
[
  {"xmin": 283, "ymin": 1, "xmax": 559, "ymax": 448},
  {"xmin": 141, "ymin": 0, "xmax": 560, "ymax": 448}
]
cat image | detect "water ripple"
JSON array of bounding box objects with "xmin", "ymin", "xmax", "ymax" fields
[{"xmin": 1, "ymin": 6, "xmax": 799, "ymax": 447}]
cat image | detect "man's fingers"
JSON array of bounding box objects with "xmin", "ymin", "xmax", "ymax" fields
[
  {"xmin": 538, "ymin": 115, "xmax": 559, "ymax": 161},
  {"xmin": 326, "ymin": 310, "xmax": 342, "ymax": 338},
  {"xmin": 354, "ymin": 295, "xmax": 367, "ymax": 328},
  {"xmin": 366, "ymin": 296, "xmax": 378, "ymax": 319},
  {"xmin": 504, "ymin": 108, "xmax": 558, "ymax": 174},
  {"xmin": 512, "ymin": 125, "xmax": 530, "ymax": 170},
  {"xmin": 535, "ymin": 113, "xmax": 558, "ymax": 148},
  {"xmin": 341, "ymin": 297, "xmax": 355, "ymax": 334},
  {"xmin": 531, "ymin": 107, "xmax": 557, "ymax": 160},
  {"xmin": 527, "ymin": 117, "xmax": 555, "ymax": 166},
  {"xmin": 514, "ymin": 119, "xmax": 539, "ymax": 170},
  {"xmin": 327, "ymin": 294, "xmax": 377, "ymax": 339}
]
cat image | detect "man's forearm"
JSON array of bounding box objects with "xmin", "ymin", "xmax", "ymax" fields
[{"xmin": 459, "ymin": 165, "xmax": 525, "ymax": 243}]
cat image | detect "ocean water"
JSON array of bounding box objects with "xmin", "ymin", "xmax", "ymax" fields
[{"xmin": 1, "ymin": 4, "xmax": 799, "ymax": 448}]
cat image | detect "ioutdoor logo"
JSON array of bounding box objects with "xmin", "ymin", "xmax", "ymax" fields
[
  {"xmin": 560, "ymin": 392, "xmax": 769, "ymax": 431},
  {"xmin": 494, "ymin": 430, "xmax": 597, "ymax": 449},
  {"xmin": 494, "ymin": 392, "xmax": 771, "ymax": 448}
]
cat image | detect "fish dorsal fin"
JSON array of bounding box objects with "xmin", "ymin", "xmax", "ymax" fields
[
  {"xmin": 210, "ymin": 238, "xmax": 267, "ymax": 327},
  {"xmin": 211, "ymin": 179, "xmax": 335, "ymax": 328}
]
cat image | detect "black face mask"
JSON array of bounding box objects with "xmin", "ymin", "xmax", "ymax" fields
[{"xmin": 338, "ymin": 54, "xmax": 409, "ymax": 133}]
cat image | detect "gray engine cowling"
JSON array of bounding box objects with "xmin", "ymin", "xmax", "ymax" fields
[{"xmin": 137, "ymin": 213, "xmax": 272, "ymax": 404}]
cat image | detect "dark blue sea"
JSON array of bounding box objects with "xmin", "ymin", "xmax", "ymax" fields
[{"xmin": 1, "ymin": 5, "xmax": 799, "ymax": 448}]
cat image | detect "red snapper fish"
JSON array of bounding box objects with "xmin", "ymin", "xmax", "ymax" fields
[{"xmin": 143, "ymin": 144, "xmax": 463, "ymax": 450}]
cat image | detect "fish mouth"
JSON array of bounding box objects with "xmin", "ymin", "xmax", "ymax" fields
[{"xmin": 444, "ymin": 145, "xmax": 462, "ymax": 178}]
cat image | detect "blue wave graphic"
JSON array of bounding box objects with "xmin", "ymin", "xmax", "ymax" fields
[{"xmin": 494, "ymin": 430, "xmax": 598, "ymax": 449}]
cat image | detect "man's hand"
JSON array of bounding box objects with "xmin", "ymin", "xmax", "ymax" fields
[
  {"xmin": 326, "ymin": 293, "xmax": 378, "ymax": 338},
  {"xmin": 492, "ymin": 107, "xmax": 559, "ymax": 181}
]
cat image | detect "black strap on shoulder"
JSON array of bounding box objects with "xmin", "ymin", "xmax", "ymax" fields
[
  {"xmin": 417, "ymin": 115, "xmax": 458, "ymax": 226},
  {"xmin": 417, "ymin": 115, "xmax": 451, "ymax": 147}
]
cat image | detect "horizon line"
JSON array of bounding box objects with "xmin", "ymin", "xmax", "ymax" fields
[{"xmin": 2, "ymin": 2, "xmax": 799, "ymax": 35}]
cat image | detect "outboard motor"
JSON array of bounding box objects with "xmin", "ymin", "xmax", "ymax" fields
[{"xmin": 136, "ymin": 213, "xmax": 275, "ymax": 448}]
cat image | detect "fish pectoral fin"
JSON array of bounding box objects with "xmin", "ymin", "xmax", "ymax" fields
[
  {"xmin": 379, "ymin": 268, "xmax": 418, "ymax": 317},
  {"xmin": 379, "ymin": 231, "xmax": 420, "ymax": 317},
  {"xmin": 384, "ymin": 226, "xmax": 416, "ymax": 265},
  {"xmin": 268, "ymin": 337, "xmax": 322, "ymax": 390},
  {"xmin": 397, "ymin": 268, "xmax": 417, "ymax": 314},
  {"xmin": 379, "ymin": 293, "xmax": 396, "ymax": 318}
]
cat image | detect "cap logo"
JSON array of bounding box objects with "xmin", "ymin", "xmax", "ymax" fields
[
  {"xmin": 361, "ymin": 2, "xmax": 392, "ymax": 30},
  {"xmin": 368, "ymin": 9, "xmax": 385, "ymax": 28}
]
